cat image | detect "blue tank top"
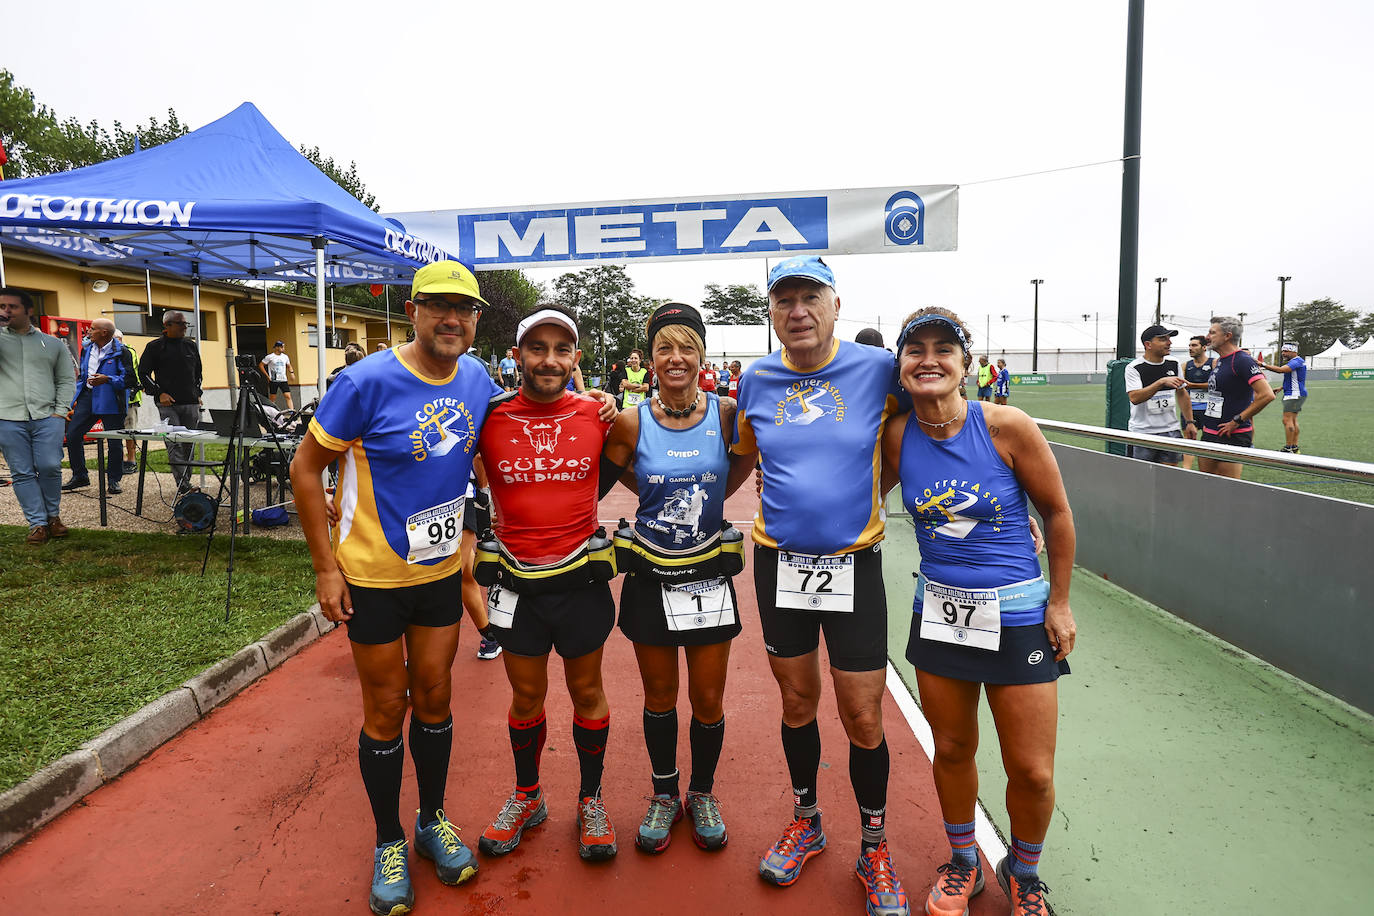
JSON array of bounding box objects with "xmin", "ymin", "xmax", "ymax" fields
[
  {"xmin": 899, "ymin": 401, "xmax": 1046, "ymax": 625},
  {"xmin": 634, "ymin": 393, "xmax": 728, "ymax": 551}
]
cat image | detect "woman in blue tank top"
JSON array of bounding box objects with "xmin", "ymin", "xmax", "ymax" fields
[
  {"xmin": 602, "ymin": 303, "xmax": 747, "ymax": 855},
  {"xmin": 879, "ymin": 307, "xmax": 1077, "ymax": 916}
]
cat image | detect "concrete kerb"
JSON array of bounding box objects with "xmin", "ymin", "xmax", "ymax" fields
[{"xmin": 0, "ymin": 605, "xmax": 330, "ymax": 856}]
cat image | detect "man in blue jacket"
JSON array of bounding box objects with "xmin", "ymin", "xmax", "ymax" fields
[{"xmin": 64, "ymin": 318, "xmax": 129, "ymax": 494}]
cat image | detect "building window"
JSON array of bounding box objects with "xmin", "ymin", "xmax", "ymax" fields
[
  {"xmin": 112, "ymin": 301, "xmax": 159, "ymax": 336},
  {"xmin": 306, "ymin": 324, "xmax": 351, "ymax": 349}
]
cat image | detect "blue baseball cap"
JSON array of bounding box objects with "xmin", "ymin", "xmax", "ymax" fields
[{"xmin": 767, "ymin": 256, "xmax": 835, "ymax": 293}]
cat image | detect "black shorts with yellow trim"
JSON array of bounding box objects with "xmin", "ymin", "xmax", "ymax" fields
[
  {"xmin": 753, "ymin": 542, "xmax": 887, "ymax": 673},
  {"xmin": 905, "ymin": 620, "xmax": 1069, "ymax": 685},
  {"xmin": 618, "ymin": 570, "xmax": 743, "ymax": 647},
  {"xmin": 491, "ymin": 581, "xmax": 615, "ymax": 660},
  {"xmin": 344, "ymin": 572, "xmax": 463, "ymax": 645}
]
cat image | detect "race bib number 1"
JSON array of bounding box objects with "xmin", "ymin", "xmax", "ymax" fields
[
  {"xmin": 920, "ymin": 580, "xmax": 1001, "ymax": 651},
  {"xmin": 486, "ymin": 585, "xmax": 518, "ymax": 629},
  {"xmin": 776, "ymin": 551, "xmax": 855, "ymax": 612},
  {"xmin": 662, "ymin": 578, "xmax": 735, "ymax": 632},
  {"xmin": 406, "ymin": 497, "xmax": 463, "ymax": 564}
]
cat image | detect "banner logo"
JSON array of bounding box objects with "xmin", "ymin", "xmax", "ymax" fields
[{"xmin": 883, "ymin": 191, "xmax": 925, "ymax": 246}]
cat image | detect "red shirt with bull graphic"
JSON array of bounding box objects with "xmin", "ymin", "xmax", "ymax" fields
[{"xmin": 480, "ymin": 390, "xmax": 611, "ymax": 565}]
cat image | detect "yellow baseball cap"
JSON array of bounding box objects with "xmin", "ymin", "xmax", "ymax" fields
[{"xmin": 411, "ymin": 260, "xmax": 489, "ymax": 306}]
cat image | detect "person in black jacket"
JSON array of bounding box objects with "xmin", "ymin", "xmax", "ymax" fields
[{"xmin": 139, "ymin": 310, "xmax": 203, "ymax": 492}]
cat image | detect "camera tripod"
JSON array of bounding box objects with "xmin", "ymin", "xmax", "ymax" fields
[{"xmin": 201, "ymin": 363, "xmax": 295, "ymax": 620}]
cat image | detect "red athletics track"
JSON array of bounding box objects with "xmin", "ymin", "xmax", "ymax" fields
[{"xmin": 0, "ymin": 487, "xmax": 1009, "ymax": 915}]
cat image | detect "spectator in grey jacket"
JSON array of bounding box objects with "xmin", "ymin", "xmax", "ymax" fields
[{"xmin": 0, "ymin": 288, "xmax": 76, "ymax": 544}]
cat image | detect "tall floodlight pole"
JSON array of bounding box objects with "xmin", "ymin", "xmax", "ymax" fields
[
  {"xmin": 1117, "ymin": 0, "xmax": 1145, "ymax": 357},
  {"xmin": 1154, "ymin": 277, "xmax": 1167, "ymax": 324},
  {"xmin": 1277, "ymin": 276, "xmax": 1292, "ymax": 350},
  {"xmin": 1030, "ymin": 280, "xmax": 1044, "ymax": 371}
]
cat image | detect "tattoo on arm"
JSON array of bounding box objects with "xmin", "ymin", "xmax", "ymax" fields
[{"xmin": 988, "ymin": 424, "xmax": 1000, "ymax": 437}]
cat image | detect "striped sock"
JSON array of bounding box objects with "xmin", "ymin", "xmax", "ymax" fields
[
  {"xmin": 944, "ymin": 819, "xmax": 978, "ymax": 866},
  {"xmin": 1009, "ymin": 834, "xmax": 1043, "ymax": 880}
]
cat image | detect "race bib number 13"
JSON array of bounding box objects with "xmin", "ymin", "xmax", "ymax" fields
[{"xmin": 776, "ymin": 551, "xmax": 855, "ymax": 612}]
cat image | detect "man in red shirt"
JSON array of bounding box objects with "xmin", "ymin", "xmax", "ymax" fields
[
  {"xmin": 476, "ymin": 304, "xmax": 621, "ymax": 864},
  {"xmin": 699, "ymin": 360, "xmax": 718, "ymax": 392}
]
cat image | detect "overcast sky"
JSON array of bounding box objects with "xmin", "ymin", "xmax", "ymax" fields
[{"xmin": 6, "ymin": 0, "xmax": 1371, "ymax": 353}]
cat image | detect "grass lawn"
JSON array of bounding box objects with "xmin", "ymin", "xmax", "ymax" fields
[
  {"xmin": 64, "ymin": 442, "xmax": 229, "ymax": 475},
  {"xmin": 0, "ymin": 527, "xmax": 315, "ymax": 792},
  {"xmin": 1011, "ymin": 379, "xmax": 1374, "ymax": 504}
]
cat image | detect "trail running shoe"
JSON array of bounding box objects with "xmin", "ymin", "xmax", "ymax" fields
[
  {"xmin": 476, "ymin": 636, "xmax": 502, "ymax": 660},
  {"xmin": 996, "ymin": 857, "xmax": 1052, "ymax": 916},
  {"xmin": 635, "ymin": 794, "xmax": 682, "ymax": 853},
  {"xmin": 577, "ymin": 794, "xmax": 618, "ymax": 861},
  {"xmin": 414, "ymin": 809, "xmax": 478, "ymax": 885},
  {"xmin": 924, "ymin": 860, "xmax": 984, "ymax": 916},
  {"xmin": 368, "ymin": 838, "xmax": 414, "ymax": 916},
  {"xmin": 855, "ymin": 840, "xmax": 910, "ymax": 916},
  {"xmin": 686, "ymin": 790, "xmax": 728, "ymax": 850},
  {"xmin": 478, "ymin": 790, "xmax": 547, "ymax": 856},
  {"xmin": 758, "ymin": 815, "xmax": 826, "ymax": 886}
]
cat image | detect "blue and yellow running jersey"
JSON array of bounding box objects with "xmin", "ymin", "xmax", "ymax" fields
[
  {"xmin": 733, "ymin": 339, "xmax": 905, "ymax": 555},
  {"xmin": 309, "ymin": 349, "xmax": 501, "ymax": 588}
]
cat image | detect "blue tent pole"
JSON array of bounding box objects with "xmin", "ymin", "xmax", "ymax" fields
[{"xmin": 312, "ymin": 238, "xmax": 327, "ymax": 401}]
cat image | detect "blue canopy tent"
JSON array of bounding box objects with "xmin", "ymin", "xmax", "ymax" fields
[{"xmin": 0, "ymin": 102, "xmax": 454, "ymax": 387}]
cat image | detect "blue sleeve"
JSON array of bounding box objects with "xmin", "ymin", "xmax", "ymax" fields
[
  {"xmin": 1288, "ymin": 357, "xmax": 1302, "ymax": 371},
  {"xmin": 312, "ymin": 373, "xmax": 366, "ymax": 444}
]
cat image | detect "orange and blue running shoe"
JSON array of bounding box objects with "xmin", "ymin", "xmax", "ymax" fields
[
  {"xmin": 995, "ymin": 857, "xmax": 1052, "ymax": 916},
  {"xmin": 758, "ymin": 815, "xmax": 826, "ymax": 886},
  {"xmin": 855, "ymin": 840, "xmax": 910, "ymax": 916},
  {"xmin": 924, "ymin": 859, "xmax": 984, "ymax": 916},
  {"xmin": 478, "ymin": 790, "xmax": 547, "ymax": 856},
  {"xmin": 635, "ymin": 794, "xmax": 683, "ymax": 853},
  {"xmin": 578, "ymin": 794, "xmax": 618, "ymax": 861},
  {"xmin": 368, "ymin": 838, "xmax": 414, "ymax": 916}
]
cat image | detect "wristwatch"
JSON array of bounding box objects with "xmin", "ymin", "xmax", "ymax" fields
[{"xmin": 1231, "ymin": 415, "xmax": 1247, "ymax": 426}]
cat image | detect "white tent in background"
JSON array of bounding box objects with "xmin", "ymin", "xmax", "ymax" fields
[
  {"xmin": 1336, "ymin": 336, "xmax": 1374, "ymax": 369},
  {"xmin": 1310, "ymin": 339, "xmax": 1351, "ymax": 368}
]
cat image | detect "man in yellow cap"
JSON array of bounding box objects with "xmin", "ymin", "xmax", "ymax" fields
[{"xmin": 292, "ymin": 260, "xmax": 500, "ymax": 915}]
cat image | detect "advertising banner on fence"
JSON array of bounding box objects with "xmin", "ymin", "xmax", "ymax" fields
[
  {"xmin": 1012, "ymin": 374, "xmax": 1049, "ymax": 386},
  {"xmin": 384, "ymin": 185, "xmax": 957, "ymax": 270},
  {"xmin": 1340, "ymin": 368, "xmax": 1374, "ymax": 380}
]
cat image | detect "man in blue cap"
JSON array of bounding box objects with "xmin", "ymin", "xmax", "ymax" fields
[{"xmin": 728, "ymin": 256, "xmax": 912, "ymax": 916}]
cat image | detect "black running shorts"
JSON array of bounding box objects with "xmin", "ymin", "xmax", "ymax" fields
[
  {"xmin": 618, "ymin": 570, "xmax": 743, "ymax": 647},
  {"xmin": 906, "ymin": 621, "xmax": 1070, "ymax": 685},
  {"xmin": 490, "ymin": 581, "xmax": 615, "ymax": 660},
  {"xmin": 268, "ymin": 380, "xmax": 290, "ymax": 394},
  {"xmin": 344, "ymin": 572, "xmax": 463, "ymax": 645},
  {"xmin": 753, "ymin": 542, "xmax": 887, "ymax": 672}
]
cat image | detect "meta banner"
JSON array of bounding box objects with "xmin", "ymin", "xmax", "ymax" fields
[{"xmin": 384, "ymin": 184, "xmax": 957, "ymax": 270}]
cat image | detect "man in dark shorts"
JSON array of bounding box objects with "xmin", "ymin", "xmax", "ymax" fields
[
  {"xmin": 291, "ymin": 260, "xmax": 502, "ymax": 914},
  {"xmin": 476, "ymin": 305, "xmax": 622, "ymax": 864},
  {"xmin": 1198, "ymin": 316, "xmax": 1274, "ymax": 478},
  {"xmin": 259, "ymin": 340, "xmax": 296, "ymax": 409},
  {"xmin": 728, "ymin": 256, "xmax": 912, "ymax": 916}
]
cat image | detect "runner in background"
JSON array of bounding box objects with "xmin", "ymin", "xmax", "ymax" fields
[
  {"xmin": 601, "ymin": 303, "xmax": 747, "ymax": 855},
  {"xmin": 882, "ymin": 307, "xmax": 1075, "ymax": 916},
  {"xmin": 1260, "ymin": 342, "xmax": 1308, "ymax": 453},
  {"xmin": 621, "ymin": 349, "xmax": 650, "ymax": 407},
  {"xmin": 994, "ymin": 359, "xmax": 1010, "ymax": 405},
  {"xmin": 1181, "ymin": 335, "xmax": 1214, "ymax": 471}
]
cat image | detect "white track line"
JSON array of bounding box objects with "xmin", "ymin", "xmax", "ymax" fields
[{"xmin": 885, "ymin": 663, "xmax": 1007, "ymax": 866}]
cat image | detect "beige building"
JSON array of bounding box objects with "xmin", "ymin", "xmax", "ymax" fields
[{"xmin": 2, "ymin": 249, "xmax": 409, "ymax": 414}]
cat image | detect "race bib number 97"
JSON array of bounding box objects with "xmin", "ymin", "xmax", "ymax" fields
[
  {"xmin": 919, "ymin": 580, "xmax": 1001, "ymax": 651},
  {"xmin": 776, "ymin": 551, "xmax": 855, "ymax": 612}
]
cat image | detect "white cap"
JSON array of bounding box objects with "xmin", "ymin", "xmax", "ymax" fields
[{"xmin": 515, "ymin": 308, "xmax": 579, "ymax": 347}]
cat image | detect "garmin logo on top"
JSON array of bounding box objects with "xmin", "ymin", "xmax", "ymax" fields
[
  {"xmin": 0, "ymin": 193, "xmax": 196, "ymax": 227},
  {"xmin": 384, "ymin": 226, "xmax": 446, "ymax": 264},
  {"xmin": 456, "ymin": 196, "xmax": 829, "ymax": 265}
]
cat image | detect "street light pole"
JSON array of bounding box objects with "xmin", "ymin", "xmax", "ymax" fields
[
  {"xmin": 1277, "ymin": 275, "xmax": 1292, "ymax": 351},
  {"xmin": 1031, "ymin": 279, "xmax": 1044, "ymax": 371},
  {"xmin": 1154, "ymin": 277, "xmax": 1167, "ymax": 324}
]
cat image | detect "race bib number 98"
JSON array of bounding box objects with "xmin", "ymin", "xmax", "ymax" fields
[
  {"xmin": 776, "ymin": 551, "xmax": 855, "ymax": 612},
  {"xmin": 406, "ymin": 497, "xmax": 463, "ymax": 564}
]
